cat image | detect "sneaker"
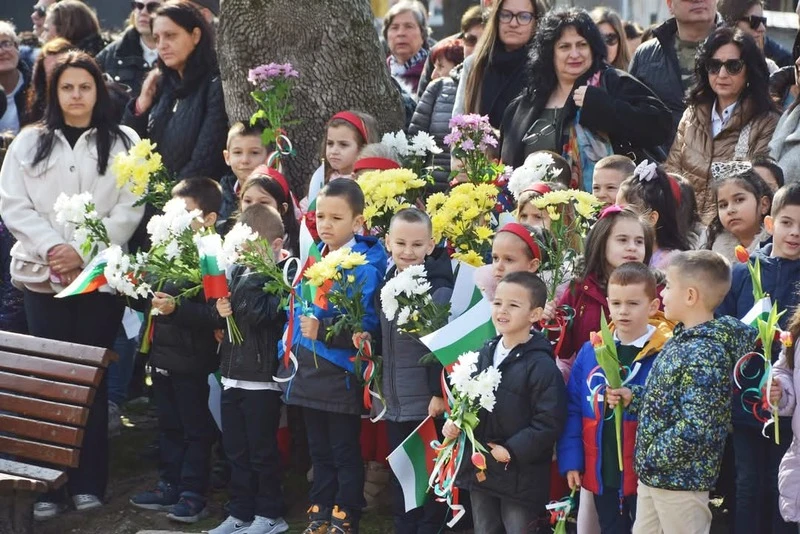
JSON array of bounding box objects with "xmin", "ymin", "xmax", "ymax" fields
[
  {"xmin": 108, "ymin": 401, "xmax": 122, "ymax": 437},
  {"xmin": 207, "ymin": 515, "xmax": 252, "ymax": 534},
  {"xmin": 33, "ymin": 501, "xmax": 66, "ymax": 521},
  {"xmin": 73, "ymin": 494, "xmax": 103, "ymax": 511},
  {"xmin": 167, "ymin": 492, "xmax": 209, "ymax": 524},
  {"xmin": 129, "ymin": 480, "xmax": 179, "ymax": 511},
  {"xmin": 327, "ymin": 506, "xmax": 356, "ymax": 534},
  {"xmin": 302, "ymin": 504, "xmax": 331, "ymax": 534},
  {"xmin": 244, "ymin": 516, "xmax": 289, "ymax": 534}
]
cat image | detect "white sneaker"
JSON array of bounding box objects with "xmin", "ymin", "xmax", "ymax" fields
[
  {"xmin": 72, "ymin": 494, "xmax": 102, "ymax": 511},
  {"xmin": 207, "ymin": 515, "xmax": 252, "ymax": 534},
  {"xmin": 33, "ymin": 501, "xmax": 64, "ymax": 521},
  {"xmin": 243, "ymin": 516, "xmax": 289, "ymax": 534}
]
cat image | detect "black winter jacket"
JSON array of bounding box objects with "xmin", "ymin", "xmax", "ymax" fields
[
  {"xmin": 500, "ymin": 66, "xmax": 671, "ymax": 168},
  {"xmin": 377, "ymin": 250, "xmax": 454, "ymax": 422},
  {"xmin": 96, "ymin": 27, "xmax": 156, "ymax": 98},
  {"xmin": 409, "ymin": 72, "xmax": 459, "ymax": 194},
  {"xmin": 123, "ymin": 70, "xmax": 229, "ymax": 180},
  {"xmin": 219, "ymin": 263, "xmax": 288, "ymax": 382},
  {"xmin": 456, "ymin": 333, "xmax": 567, "ymax": 507}
]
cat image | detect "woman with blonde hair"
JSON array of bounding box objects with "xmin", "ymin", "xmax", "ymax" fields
[{"xmin": 591, "ymin": 7, "xmax": 630, "ymax": 71}]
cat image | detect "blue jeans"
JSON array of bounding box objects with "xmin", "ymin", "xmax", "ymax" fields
[
  {"xmin": 733, "ymin": 424, "xmax": 795, "ymax": 534},
  {"xmin": 107, "ymin": 325, "xmax": 137, "ymax": 406},
  {"xmin": 469, "ymin": 489, "xmax": 537, "ymax": 534}
]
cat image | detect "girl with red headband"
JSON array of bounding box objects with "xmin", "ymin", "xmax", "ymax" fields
[
  {"xmin": 320, "ymin": 111, "xmax": 379, "ymax": 182},
  {"xmin": 239, "ymin": 166, "xmax": 302, "ymax": 256}
]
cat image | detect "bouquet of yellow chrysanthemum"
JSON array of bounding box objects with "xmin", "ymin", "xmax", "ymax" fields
[
  {"xmin": 533, "ymin": 189, "xmax": 602, "ymax": 299},
  {"xmin": 426, "ymin": 183, "xmax": 498, "ymax": 266},
  {"xmin": 358, "ymin": 168, "xmax": 427, "ymax": 237},
  {"xmin": 111, "ymin": 139, "xmax": 173, "ymax": 209}
]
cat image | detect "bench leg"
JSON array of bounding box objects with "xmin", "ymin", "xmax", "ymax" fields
[{"xmin": 0, "ymin": 491, "xmax": 34, "ymax": 534}]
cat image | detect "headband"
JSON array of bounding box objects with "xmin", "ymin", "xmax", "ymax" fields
[
  {"xmin": 330, "ymin": 111, "xmax": 368, "ymax": 143},
  {"xmin": 634, "ymin": 159, "xmax": 657, "ymax": 182},
  {"xmin": 252, "ymin": 164, "xmax": 291, "ymax": 199},
  {"xmin": 522, "ymin": 182, "xmax": 552, "ymax": 196},
  {"xmin": 599, "ymin": 204, "xmax": 623, "ymax": 218},
  {"xmin": 710, "ymin": 160, "xmax": 753, "ymax": 181},
  {"xmin": 498, "ymin": 222, "xmax": 541, "ymax": 261},
  {"xmin": 352, "ymin": 157, "xmax": 401, "ymax": 173}
]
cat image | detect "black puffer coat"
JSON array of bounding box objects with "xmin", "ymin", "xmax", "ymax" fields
[
  {"xmin": 96, "ymin": 27, "xmax": 156, "ymax": 98},
  {"xmin": 455, "ymin": 333, "xmax": 566, "ymax": 508}
]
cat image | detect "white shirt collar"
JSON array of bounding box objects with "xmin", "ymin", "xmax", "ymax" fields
[
  {"xmin": 613, "ymin": 324, "xmax": 656, "ymax": 348},
  {"xmin": 711, "ymin": 99, "xmax": 737, "ymax": 136},
  {"xmin": 140, "ymin": 37, "xmax": 158, "ymax": 66}
]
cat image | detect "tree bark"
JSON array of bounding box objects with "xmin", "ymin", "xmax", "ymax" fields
[{"xmin": 217, "ymin": 0, "xmax": 405, "ymax": 192}]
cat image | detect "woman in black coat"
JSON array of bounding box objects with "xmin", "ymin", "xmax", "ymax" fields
[
  {"xmin": 500, "ymin": 8, "xmax": 672, "ymax": 191},
  {"xmin": 124, "ymin": 1, "xmax": 228, "ymax": 181}
]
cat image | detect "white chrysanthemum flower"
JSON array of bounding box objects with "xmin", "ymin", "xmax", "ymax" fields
[
  {"xmin": 164, "ymin": 240, "xmax": 181, "ymax": 260},
  {"xmin": 397, "ymin": 306, "xmax": 412, "ymax": 326},
  {"xmin": 223, "ymin": 222, "xmax": 258, "ymax": 263},
  {"xmin": 381, "ymin": 131, "xmax": 410, "ymax": 157},
  {"xmin": 380, "ymin": 284, "xmax": 400, "ymax": 320},
  {"xmin": 53, "ymin": 192, "xmax": 94, "ymax": 225},
  {"xmin": 479, "ymin": 394, "xmax": 496, "ymax": 412},
  {"xmin": 409, "ymin": 131, "xmax": 443, "ymax": 156},
  {"xmin": 507, "ymin": 152, "xmax": 557, "ymax": 200}
]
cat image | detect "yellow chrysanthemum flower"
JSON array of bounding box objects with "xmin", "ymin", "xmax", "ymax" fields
[{"xmin": 453, "ymin": 249, "xmax": 484, "ymax": 266}]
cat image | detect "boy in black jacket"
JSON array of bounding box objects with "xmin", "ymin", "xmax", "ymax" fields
[
  {"xmin": 443, "ymin": 271, "xmax": 567, "ymax": 532},
  {"xmin": 209, "ymin": 204, "xmax": 291, "ymax": 534},
  {"xmin": 129, "ymin": 178, "xmax": 223, "ymax": 523}
]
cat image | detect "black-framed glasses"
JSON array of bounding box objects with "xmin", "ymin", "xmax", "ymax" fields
[
  {"xmin": 706, "ymin": 58, "xmax": 745, "ymax": 75},
  {"xmin": 32, "ymin": 5, "xmax": 46, "ymax": 17},
  {"xmin": 0, "ymin": 40, "xmax": 18, "ymax": 51},
  {"xmin": 498, "ymin": 9, "xmax": 535, "ymax": 26},
  {"xmin": 602, "ymin": 33, "xmax": 619, "ymax": 46},
  {"xmin": 740, "ymin": 15, "xmax": 767, "ymax": 30},
  {"xmin": 131, "ymin": 1, "xmax": 160, "ymax": 14}
]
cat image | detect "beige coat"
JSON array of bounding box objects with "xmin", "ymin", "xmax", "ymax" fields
[{"xmin": 666, "ymin": 100, "xmax": 778, "ymax": 223}]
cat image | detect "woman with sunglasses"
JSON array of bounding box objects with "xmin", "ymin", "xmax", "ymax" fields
[
  {"xmin": 590, "ymin": 7, "xmax": 630, "ymax": 72},
  {"xmin": 95, "ymin": 0, "xmax": 162, "ymax": 98},
  {"xmin": 666, "ymin": 27, "xmax": 778, "ymax": 223},
  {"xmin": 719, "ymin": 0, "xmax": 779, "ymax": 74},
  {"xmin": 453, "ymin": 0, "xmax": 537, "ymax": 129}
]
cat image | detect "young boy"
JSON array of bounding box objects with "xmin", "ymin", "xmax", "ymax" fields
[
  {"xmin": 220, "ymin": 122, "xmax": 269, "ymax": 221},
  {"xmin": 592, "ymin": 155, "xmax": 635, "ymax": 205},
  {"xmin": 443, "ymin": 271, "xmax": 567, "ymax": 533},
  {"xmin": 559, "ymin": 262, "xmax": 672, "ymax": 534},
  {"xmin": 629, "ymin": 251, "xmax": 754, "ymax": 534},
  {"xmin": 129, "ymin": 178, "xmax": 223, "ymax": 523},
  {"xmin": 752, "ymin": 155, "xmax": 785, "ymax": 192},
  {"xmin": 209, "ymin": 204, "xmax": 290, "ymax": 534},
  {"xmin": 716, "ymin": 183, "xmax": 800, "ymax": 534},
  {"xmin": 276, "ymin": 179, "xmax": 387, "ymax": 534},
  {"xmin": 353, "ymin": 207, "xmax": 453, "ymax": 532}
]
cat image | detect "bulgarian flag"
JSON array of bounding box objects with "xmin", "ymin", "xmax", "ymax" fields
[
  {"xmin": 387, "ymin": 417, "xmax": 438, "ymax": 511},
  {"xmin": 55, "ymin": 248, "xmax": 110, "ymax": 298},
  {"xmin": 297, "ymin": 215, "xmax": 328, "ymax": 308},
  {"xmin": 421, "ymin": 298, "xmax": 495, "ymax": 370},
  {"xmin": 741, "ymin": 296, "xmax": 772, "ymax": 327},
  {"xmin": 196, "ymin": 234, "xmax": 242, "ymax": 343}
]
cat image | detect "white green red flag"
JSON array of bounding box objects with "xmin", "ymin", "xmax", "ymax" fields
[
  {"xmin": 55, "ymin": 248, "xmax": 110, "ymax": 298},
  {"xmin": 741, "ymin": 297, "xmax": 772, "ymax": 327},
  {"xmin": 421, "ymin": 298, "xmax": 495, "ymax": 370},
  {"xmin": 387, "ymin": 416, "xmax": 438, "ymax": 511}
]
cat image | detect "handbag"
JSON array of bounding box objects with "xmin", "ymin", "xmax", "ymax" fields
[{"xmin": 9, "ymin": 241, "xmax": 51, "ymax": 289}]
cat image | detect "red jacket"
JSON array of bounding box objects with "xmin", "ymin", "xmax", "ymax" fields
[{"xmin": 556, "ymin": 273, "xmax": 608, "ymax": 360}]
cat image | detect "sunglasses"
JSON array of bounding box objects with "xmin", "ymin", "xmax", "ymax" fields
[
  {"xmin": 602, "ymin": 33, "xmax": 619, "ymax": 46},
  {"xmin": 32, "ymin": 5, "xmax": 46, "ymax": 17},
  {"xmin": 462, "ymin": 34, "xmax": 478, "ymax": 46},
  {"xmin": 706, "ymin": 58, "xmax": 745, "ymax": 75},
  {"xmin": 131, "ymin": 1, "xmax": 160, "ymax": 14},
  {"xmin": 740, "ymin": 15, "xmax": 767, "ymax": 30}
]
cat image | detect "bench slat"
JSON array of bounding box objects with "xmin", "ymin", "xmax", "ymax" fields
[
  {"xmin": 0, "ymin": 351, "xmax": 102, "ymax": 387},
  {"xmin": 0, "ymin": 414, "xmax": 84, "ymax": 447},
  {"xmin": 0, "ymin": 332, "xmax": 115, "ymax": 367},
  {"xmin": 0, "ymin": 474, "xmax": 49, "ymax": 493},
  {"xmin": 0, "ymin": 392, "xmax": 89, "ymax": 426},
  {"xmin": 0, "ymin": 459, "xmax": 67, "ymax": 487},
  {"xmin": 0, "ymin": 371, "xmax": 94, "ymax": 406},
  {"xmin": 0, "ymin": 436, "xmax": 79, "ymax": 468}
]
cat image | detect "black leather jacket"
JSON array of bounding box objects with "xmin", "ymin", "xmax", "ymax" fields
[{"xmin": 96, "ymin": 27, "xmax": 156, "ymax": 98}]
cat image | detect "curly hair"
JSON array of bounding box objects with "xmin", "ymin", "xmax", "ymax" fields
[
  {"xmin": 686, "ymin": 27, "xmax": 775, "ymax": 117},
  {"xmin": 526, "ymin": 8, "xmax": 607, "ymax": 101}
]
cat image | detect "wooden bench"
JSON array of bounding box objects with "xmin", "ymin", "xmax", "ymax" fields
[{"xmin": 0, "ymin": 332, "xmax": 116, "ymax": 534}]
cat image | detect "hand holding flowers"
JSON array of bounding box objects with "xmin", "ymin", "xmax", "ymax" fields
[{"xmin": 53, "ymin": 192, "xmax": 110, "ymax": 258}]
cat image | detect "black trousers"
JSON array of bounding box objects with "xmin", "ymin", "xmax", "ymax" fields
[
  {"xmin": 222, "ymin": 387, "xmax": 285, "ymax": 520},
  {"xmin": 24, "ymin": 290, "xmax": 123, "ymax": 499},
  {"xmin": 303, "ymin": 407, "xmax": 364, "ymax": 518}
]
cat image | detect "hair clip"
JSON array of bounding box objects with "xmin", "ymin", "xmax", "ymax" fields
[
  {"xmin": 599, "ymin": 204, "xmax": 624, "ymax": 219},
  {"xmin": 710, "ymin": 160, "xmax": 753, "ymax": 181},
  {"xmin": 634, "ymin": 159, "xmax": 658, "ymax": 182}
]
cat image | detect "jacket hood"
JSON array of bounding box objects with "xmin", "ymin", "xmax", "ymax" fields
[
  {"xmin": 677, "ymin": 315, "xmax": 756, "ymax": 365},
  {"xmin": 610, "ymin": 310, "xmax": 675, "ymax": 361},
  {"xmin": 352, "ymin": 234, "xmax": 388, "ymax": 276}
]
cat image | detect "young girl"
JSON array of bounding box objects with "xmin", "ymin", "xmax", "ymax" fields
[
  {"xmin": 515, "ymin": 182, "xmax": 570, "ymax": 230},
  {"xmin": 238, "ymin": 166, "xmax": 301, "ymax": 256},
  {"xmin": 703, "ymin": 165, "xmax": 772, "ymax": 264},
  {"xmin": 616, "ymin": 161, "xmax": 689, "ymax": 270},
  {"xmin": 672, "ymin": 173, "xmax": 705, "ymax": 249},
  {"xmin": 475, "ymin": 222, "xmax": 549, "ymax": 301}
]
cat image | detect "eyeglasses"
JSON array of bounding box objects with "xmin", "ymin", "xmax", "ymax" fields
[
  {"xmin": 706, "ymin": 58, "xmax": 745, "ymax": 75},
  {"xmin": 131, "ymin": 1, "xmax": 160, "ymax": 14},
  {"xmin": 602, "ymin": 33, "xmax": 619, "ymax": 46},
  {"xmin": 462, "ymin": 33, "xmax": 478, "ymax": 46},
  {"xmin": 498, "ymin": 9, "xmax": 535, "ymax": 26},
  {"xmin": 740, "ymin": 15, "xmax": 767, "ymax": 30},
  {"xmin": 32, "ymin": 5, "xmax": 46, "ymax": 17},
  {"xmin": 0, "ymin": 40, "xmax": 18, "ymax": 51}
]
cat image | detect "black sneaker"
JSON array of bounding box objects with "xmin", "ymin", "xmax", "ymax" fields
[
  {"xmin": 166, "ymin": 492, "xmax": 209, "ymax": 524},
  {"xmin": 129, "ymin": 480, "xmax": 179, "ymax": 511}
]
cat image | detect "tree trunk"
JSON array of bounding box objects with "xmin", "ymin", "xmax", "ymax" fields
[{"xmin": 217, "ymin": 0, "xmax": 405, "ymax": 192}]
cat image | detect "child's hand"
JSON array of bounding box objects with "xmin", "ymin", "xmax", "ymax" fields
[
  {"xmin": 541, "ymin": 299, "xmax": 557, "ymax": 322},
  {"xmin": 488, "ymin": 443, "xmax": 511, "ymax": 463},
  {"xmin": 352, "ymin": 331, "xmax": 371, "ymax": 349},
  {"xmin": 300, "ymin": 316, "xmax": 320, "ymax": 340},
  {"xmin": 769, "ymin": 378, "xmax": 782, "ymax": 407},
  {"xmin": 566, "ymin": 470, "xmax": 582, "ymax": 490},
  {"xmin": 152, "ymin": 292, "xmax": 176, "ymax": 316},
  {"xmin": 606, "ymin": 387, "xmax": 632, "ymax": 409},
  {"xmin": 428, "ymin": 396, "xmax": 447, "ymax": 418},
  {"xmin": 214, "ymin": 329, "xmax": 224, "ymax": 344},
  {"xmin": 442, "ymin": 419, "xmax": 461, "ymax": 440},
  {"xmin": 216, "ymin": 296, "xmax": 232, "ymax": 318}
]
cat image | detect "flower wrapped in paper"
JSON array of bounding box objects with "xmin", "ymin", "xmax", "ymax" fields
[
  {"xmin": 111, "ymin": 139, "xmax": 173, "ymax": 209},
  {"xmin": 380, "ymin": 264, "xmax": 451, "ymax": 336},
  {"xmin": 358, "ymin": 168, "xmax": 427, "ymax": 237}
]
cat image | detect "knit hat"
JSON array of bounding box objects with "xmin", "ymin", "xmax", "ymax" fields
[{"xmin": 190, "ymin": 0, "xmax": 219, "ymax": 15}]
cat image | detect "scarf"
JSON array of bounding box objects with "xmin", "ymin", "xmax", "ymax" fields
[{"xmin": 388, "ymin": 48, "xmax": 429, "ymax": 93}]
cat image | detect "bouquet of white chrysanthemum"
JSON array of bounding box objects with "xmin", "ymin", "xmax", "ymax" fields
[
  {"xmin": 381, "ymin": 130, "xmax": 442, "ymax": 180},
  {"xmin": 507, "ymin": 152, "xmax": 558, "ymax": 201},
  {"xmin": 53, "ymin": 192, "xmax": 110, "ymax": 258},
  {"xmin": 103, "ymin": 245, "xmax": 151, "ymax": 299},
  {"xmin": 380, "ymin": 264, "xmax": 450, "ymax": 335}
]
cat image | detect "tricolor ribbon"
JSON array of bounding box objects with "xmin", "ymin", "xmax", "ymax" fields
[
  {"xmin": 539, "ymin": 305, "xmax": 575, "ymax": 357},
  {"xmin": 428, "ymin": 432, "xmax": 467, "ymax": 527}
]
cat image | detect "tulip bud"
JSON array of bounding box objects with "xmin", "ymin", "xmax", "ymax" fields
[
  {"xmin": 781, "ymin": 330, "xmax": 793, "ymax": 348},
  {"xmin": 590, "ymin": 331, "xmax": 603, "ymax": 347},
  {"xmin": 471, "ymin": 452, "xmax": 487, "ymax": 471},
  {"xmin": 735, "ymin": 245, "xmax": 750, "ymax": 264}
]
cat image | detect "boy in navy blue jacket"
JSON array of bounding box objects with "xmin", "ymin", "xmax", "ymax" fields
[
  {"xmin": 277, "ymin": 179, "xmax": 387, "ymax": 534},
  {"xmin": 717, "ymin": 183, "xmax": 800, "ymax": 534}
]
